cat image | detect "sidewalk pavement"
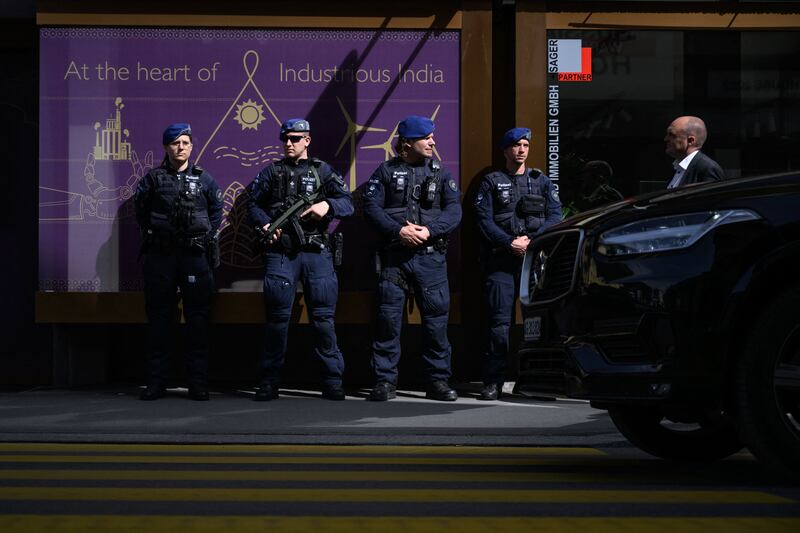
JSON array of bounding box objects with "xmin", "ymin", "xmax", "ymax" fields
[{"xmin": 0, "ymin": 383, "xmax": 624, "ymax": 447}]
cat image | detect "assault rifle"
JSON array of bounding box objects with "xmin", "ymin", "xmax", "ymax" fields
[{"xmin": 259, "ymin": 181, "xmax": 326, "ymax": 248}]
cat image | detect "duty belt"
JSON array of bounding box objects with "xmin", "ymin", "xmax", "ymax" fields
[
  {"xmin": 275, "ymin": 233, "xmax": 329, "ymax": 254},
  {"xmin": 417, "ymin": 237, "xmax": 448, "ymax": 255},
  {"xmin": 417, "ymin": 245, "xmax": 439, "ymax": 255},
  {"xmin": 300, "ymin": 236, "xmax": 328, "ymax": 253},
  {"xmin": 150, "ymin": 232, "xmax": 206, "ymax": 250}
]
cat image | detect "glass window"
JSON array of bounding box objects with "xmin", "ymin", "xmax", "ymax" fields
[{"xmin": 546, "ymin": 30, "xmax": 800, "ymax": 214}]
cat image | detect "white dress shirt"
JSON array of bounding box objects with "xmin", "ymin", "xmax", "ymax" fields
[{"xmin": 667, "ymin": 150, "xmax": 700, "ymax": 189}]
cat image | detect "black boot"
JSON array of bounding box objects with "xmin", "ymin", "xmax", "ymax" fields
[
  {"xmin": 426, "ymin": 381, "xmax": 458, "ymax": 401},
  {"xmin": 139, "ymin": 384, "xmax": 166, "ymax": 401},
  {"xmin": 322, "ymin": 383, "xmax": 346, "ymax": 401},
  {"xmin": 478, "ymin": 383, "xmax": 501, "ymax": 401},
  {"xmin": 188, "ymin": 385, "xmax": 210, "ymax": 401},
  {"xmin": 368, "ymin": 381, "xmax": 396, "ymax": 401},
  {"xmin": 254, "ymin": 382, "xmax": 279, "ymax": 401}
]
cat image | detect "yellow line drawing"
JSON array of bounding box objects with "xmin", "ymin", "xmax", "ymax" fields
[
  {"xmin": 360, "ymin": 122, "xmax": 399, "ymax": 160},
  {"xmin": 196, "ymin": 50, "xmax": 282, "ymax": 164},
  {"xmin": 38, "ymin": 187, "xmax": 86, "ymax": 221},
  {"xmin": 428, "ymin": 104, "xmax": 443, "ymax": 160},
  {"xmin": 233, "ymin": 98, "xmax": 267, "ymax": 131},
  {"xmin": 218, "ymin": 180, "xmax": 263, "ymax": 269},
  {"xmin": 40, "ymin": 96, "xmax": 153, "ymax": 222},
  {"xmin": 212, "ymin": 145, "xmax": 282, "ymax": 169},
  {"xmin": 92, "ymin": 97, "xmax": 131, "ymax": 161},
  {"xmin": 334, "ymin": 96, "xmax": 386, "ymax": 190}
]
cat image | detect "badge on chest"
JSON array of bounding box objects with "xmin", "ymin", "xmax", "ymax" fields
[{"xmin": 495, "ymin": 182, "xmax": 512, "ymax": 205}]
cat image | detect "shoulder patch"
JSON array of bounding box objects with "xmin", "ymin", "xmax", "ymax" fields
[
  {"xmin": 216, "ymin": 189, "xmax": 223, "ymax": 202},
  {"xmin": 475, "ymin": 192, "xmax": 484, "ymax": 205},
  {"xmin": 551, "ymin": 190, "xmax": 560, "ymax": 203},
  {"xmin": 448, "ymin": 179, "xmax": 458, "ymax": 192}
]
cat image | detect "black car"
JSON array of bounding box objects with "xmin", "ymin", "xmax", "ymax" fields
[{"xmin": 516, "ymin": 172, "xmax": 800, "ymax": 477}]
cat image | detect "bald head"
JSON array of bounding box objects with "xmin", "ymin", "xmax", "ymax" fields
[{"xmin": 665, "ymin": 115, "xmax": 708, "ymax": 160}]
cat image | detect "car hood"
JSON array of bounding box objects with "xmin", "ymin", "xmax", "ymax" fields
[{"xmin": 553, "ymin": 172, "xmax": 800, "ymax": 232}]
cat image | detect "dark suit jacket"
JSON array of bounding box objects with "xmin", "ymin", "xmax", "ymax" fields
[{"xmin": 680, "ymin": 151, "xmax": 726, "ymax": 186}]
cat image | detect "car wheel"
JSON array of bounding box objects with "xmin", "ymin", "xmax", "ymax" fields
[
  {"xmin": 608, "ymin": 405, "xmax": 742, "ymax": 461},
  {"xmin": 737, "ymin": 288, "xmax": 800, "ymax": 479}
]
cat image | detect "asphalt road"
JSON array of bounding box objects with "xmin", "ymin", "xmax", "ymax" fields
[
  {"xmin": 0, "ymin": 384, "xmax": 618, "ymax": 445},
  {"xmin": 1, "ymin": 386, "xmax": 798, "ymax": 531}
]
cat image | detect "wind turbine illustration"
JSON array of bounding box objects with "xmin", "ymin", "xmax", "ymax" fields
[
  {"xmin": 360, "ymin": 122, "xmax": 399, "ymax": 160},
  {"xmin": 360, "ymin": 104, "xmax": 443, "ymax": 162},
  {"xmin": 334, "ymin": 96, "xmax": 386, "ymax": 190}
]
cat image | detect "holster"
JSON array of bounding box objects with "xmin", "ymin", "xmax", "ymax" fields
[
  {"xmin": 205, "ymin": 234, "xmax": 220, "ymax": 269},
  {"xmin": 331, "ymin": 232, "xmax": 344, "ymax": 267},
  {"xmin": 380, "ymin": 265, "xmax": 411, "ymax": 296}
]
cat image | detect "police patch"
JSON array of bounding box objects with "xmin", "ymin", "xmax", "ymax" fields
[
  {"xmin": 367, "ymin": 183, "xmax": 377, "ymax": 197},
  {"xmin": 448, "ymin": 179, "xmax": 458, "ymax": 192},
  {"xmin": 475, "ymin": 192, "xmax": 484, "ymax": 205},
  {"xmin": 216, "ymin": 189, "xmax": 223, "ymax": 202},
  {"xmin": 552, "ymin": 190, "xmax": 560, "ymax": 203}
]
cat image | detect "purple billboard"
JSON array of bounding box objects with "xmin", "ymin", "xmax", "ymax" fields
[{"xmin": 39, "ymin": 28, "xmax": 460, "ymax": 292}]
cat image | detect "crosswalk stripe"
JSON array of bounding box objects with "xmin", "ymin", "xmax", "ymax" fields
[
  {"xmin": 1, "ymin": 516, "xmax": 799, "ymax": 533},
  {"xmin": 0, "ymin": 455, "xmax": 605, "ymax": 465},
  {"xmin": 0, "ymin": 444, "xmax": 605, "ymax": 456},
  {"xmin": 0, "ymin": 487, "xmax": 790, "ymax": 503},
  {"xmin": 0, "ymin": 469, "xmax": 640, "ymax": 483}
]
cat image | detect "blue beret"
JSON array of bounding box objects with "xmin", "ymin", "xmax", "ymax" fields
[
  {"xmin": 162, "ymin": 123, "xmax": 192, "ymax": 145},
  {"xmin": 501, "ymin": 127, "xmax": 532, "ymax": 149},
  {"xmin": 280, "ymin": 118, "xmax": 310, "ymax": 137},
  {"xmin": 398, "ymin": 115, "xmax": 435, "ymax": 139}
]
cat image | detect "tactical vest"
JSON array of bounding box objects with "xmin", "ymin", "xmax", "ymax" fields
[
  {"xmin": 148, "ymin": 164, "xmax": 212, "ymax": 236},
  {"xmin": 382, "ymin": 158, "xmax": 442, "ymax": 227},
  {"xmin": 488, "ymin": 168, "xmax": 548, "ymax": 236},
  {"xmin": 266, "ymin": 158, "xmax": 324, "ymax": 235}
]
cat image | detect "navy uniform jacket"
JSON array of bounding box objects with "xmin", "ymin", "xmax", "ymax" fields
[
  {"xmin": 363, "ymin": 157, "xmax": 462, "ymax": 244},
  {"xmin": 134, "ymin": 161, "xmax": 224, "ymax": 236},
  {"xmin": 475, "ymin": 168, "xmax": 562, "ymax": 249},
  {"xmin": 245, "ymin": 157, "xmax": 353, "ymax": 233}
]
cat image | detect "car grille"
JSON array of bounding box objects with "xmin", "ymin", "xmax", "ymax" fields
[
  {"xmin": 517, "ymin": 348, "xmax": 567, "ymax": 393},
  {"xmin": 596, "ymin": 336, "xmax": 651, "ymax": 364},
  {"xmin": 524, "ymin": 230, "xmax": 582, "ymax": 304}
]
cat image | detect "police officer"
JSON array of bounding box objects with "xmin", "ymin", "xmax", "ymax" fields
[
  {"xmin": 245, "ymin": 118, "xmax": 353, "ymax": 401},
  {"xmin": 363, "ymin": 116, "xmax": 462, "ymax": 401},
  {"xmin": 474, "ymin": 127, "xmax": 563, "ymax": 400},
  {"xmin": 134, "ymin": 123, "xmax": 224, "ymax": 401}
]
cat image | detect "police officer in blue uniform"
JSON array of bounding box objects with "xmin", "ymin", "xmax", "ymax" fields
[
  {"xmin": 134, "ymin": 123, "xmax": 224, "ymax": 401},
  {"xmin": 246, "ymin": 118, "xmax": 353, "ymax": 401},
  {"xmin": 474, "ymin": 127, "xmax": 563, "ymax": 400},
  {"xmin": 363, "ymin": 116, "xmax": 462, "ymax": 401}
]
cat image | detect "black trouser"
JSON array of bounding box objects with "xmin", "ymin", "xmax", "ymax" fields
[
  {"xmin": 482, "ymin": 252, "xmax": 523, "ymax": 386},
  {"xmin": 142, "ymin": 248, "xmax": 214, "ymax": 388}
]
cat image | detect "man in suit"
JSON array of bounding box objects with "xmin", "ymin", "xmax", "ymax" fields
[{"xmin": 664, "ymin": 116, "xmax": 726, "ymax": 189}]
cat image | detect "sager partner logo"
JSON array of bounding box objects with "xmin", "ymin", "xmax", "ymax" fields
[{"xmin": 548, "ymin": 39, "xmax": 592, "ymax": 82}]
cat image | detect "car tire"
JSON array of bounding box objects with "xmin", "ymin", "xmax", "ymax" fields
[
  {"xmin": 736, "ymin": 288, "xmax": 800, "ymax": 479},
  {"xmin": 608, "ymin": 405, "xmax": 742, "ymax": 461}
]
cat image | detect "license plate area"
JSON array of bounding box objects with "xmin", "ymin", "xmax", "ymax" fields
[{"xmin": 523, "ymin": 315, "xmax": 543, "ymax": 341}]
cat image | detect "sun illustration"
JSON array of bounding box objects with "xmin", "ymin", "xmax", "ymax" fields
[{"xmin": 233, "ymin": 99, "xmax": 266, "ymax": 130}]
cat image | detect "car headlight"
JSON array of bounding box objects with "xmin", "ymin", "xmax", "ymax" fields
[{"xmin": 597, "ymin": 209, "xmax": 761, "ymax": 257}]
